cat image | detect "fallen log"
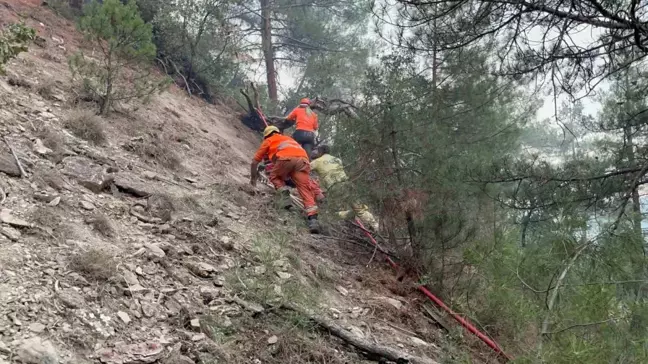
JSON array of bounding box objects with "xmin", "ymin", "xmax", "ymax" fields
[{"xmin": 281, "ymin": 303, "xmax": 438, "ymax": 364}]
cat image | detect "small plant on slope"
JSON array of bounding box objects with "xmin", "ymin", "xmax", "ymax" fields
[
  {"xmin": 69, "ymin": 0, "xmax": 168, "ymax": 115},
  {"xmin": 0, "ymin": 23, "xmax": 35, "ymax": 75}
]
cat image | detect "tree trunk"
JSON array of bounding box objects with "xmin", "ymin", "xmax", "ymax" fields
[
  {"xmin": 100, "ymin": 80, "xmax": 112, "ymax": 115},
  {"xmin": 260, "ymin": 0, "xmax": 278, "ymax": 102}
]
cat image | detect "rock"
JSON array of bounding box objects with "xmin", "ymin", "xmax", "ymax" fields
[
  {"xmin": 48, "ymin": 196, "xmax": 61, "ymax": 206},
  {"xmin": 144, "ymin": 243, "xmax": 166, "ymax": 259},
  {"xmin": 275, "ymin": 271, "xmax": 292, "ymax": 280},
  {"xmin": 141, "ymin": 302, "xmax": 160, "ymax": 318},
  {"xmin": 162, "ymin": 354, "xmax": 194, "ymax": 364},
  {"xmin": 33, "ymin": 139, "xmax": 53, "ymax": 156},
  {"xmin": 0, "ymin": 340, "xmax": 10, "ymax": 354},
  {"xmin": 146, "ymin": 194, "xmax": 174, "ymax": 222},
  {"xmin": 80, "ymin": 201, "xmax": 95, "ymax": 210},
  {"xmin": 61, "ymin": 156, "xmax": 114, "ymax": 193},
  {"xmin": 230, "ymin": 297, "xmax": 264, "ymax": 314},
  {"xmin": 190, "ymin": 318, "xmax": 201, "ymax": 329},
  {"xmin": 122, "ymin": 270, "xmax": 140, "ymax": 287},
  {"xmin": 35, "ymin": 170, "xmax": 71, "ymax": 191},
  {"xmin": 0, "ymin": 152, "xmax": 21, "ymax": 177},
  {"xmin": 96, "ymin": 341, "xmax": 164, "ymax": 364},
  {"xmin": 142, "ymin": 171, "xmax": 157, "ymax": 180},
  {"xmin": 0, "ymin": 209, "xmax": 32, "ymax": 228},
  {"xmin": 191, "ymin": 333, "xmax": 206, "ymax": 342},
  {"xmin": 267, "ymin": 335, "xmax": 278, "ymax": 345},
  {"xmin": 16, "ymin": 337, "xmax": 59, "ymax": 364},
  {"xmin": 113, "ymin": 173, "xmax": 155, "ymax": 197},
  {"xmin": 0, "ymin": 226, "xmax": 21, "ymax": 241},
  {"xmin": 375, "ymin": 296, "xmax": 403, "ymax": 310},
  {"xmin": 57, "ymin": 288, "xmax": 85, "ymax": 309},
  {"xmin": 28, "ymin": 322, "xmax": 46, "ymax": 333},
  {"xmin": 213, "ymin": 276, "xmax": 225, "ymax": 287},
  {"xmin": 254, "ymin": 266, "xmax": 266, "ymax": 275},
  {"xmin": 199, "ymin": 286, "xmax": 220, "ymax": 302},
  {"xmin": 33, "ymin": 192, "xmax": 59, "ymax": 203},
  {"xmin": 187, "ymin": 262, "xmax": 217, "ymax": 278},
  {"xmin": 408, "ymin": 336, "xmax": 429, "ymax": 347},
  {"xmin": 117, "ymin": 311, "xmax": 131, "ymax": 324},
  {"xmin": 335, "ymin": 285, "xmax": 349, "ymax": 296}
]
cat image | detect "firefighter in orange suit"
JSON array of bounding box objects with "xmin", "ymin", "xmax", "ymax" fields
[{"xmin": 250, "ymin": 126, "xmax": 320, "ymax": 233}]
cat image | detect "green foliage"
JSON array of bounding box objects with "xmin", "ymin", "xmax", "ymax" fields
[
  {"xmin": 0, "ymin": 23, "xmax": 35, "ymax": 75},
  {"xmin": 69, "ymin": 0, "xmax": 168, "ymax": 114},
  {"xmin": 137, "ymin": 0, "xmax": 241, "ymax": 102},
  {"xmin": 276, "ymin": 0, "xmax": 372, "ymax": 108}
]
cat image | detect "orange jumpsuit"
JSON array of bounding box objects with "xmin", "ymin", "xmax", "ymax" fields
[
  {"xmin": 253, "ymin": 134, "xmax": 318, "ymax": 216},
  {"xmin": 286, "ymin": 106, "xmax": 318, "ymax": 132}
]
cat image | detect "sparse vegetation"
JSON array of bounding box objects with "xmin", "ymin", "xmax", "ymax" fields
[
  {"xmin": 37, "ymin": 127, "xmax": 66, "ymax": 154},
  {"xmin": 69, "ymin": 248, "xmax": 117, "ymax": 282},
  {"xmin": 30, "ymin": 206, "xmax": 63, "ymax": 230},
  {"xmin": 85, "ymin": 213, "xmax": 115, "ymax": 238},
  {"xmin": 36, "ymin": 79, "xmax": 57, "ymax": 100},
  {"xmin": 63, "ymin": 108, "xmax": 107, "ymax": 145},
  {"xmin": 228, "ymin": 232, "xmax": 318, "ymax": 309},
  {"xmin": 45, "ymin": 0, "xmax": 82, "ymax": 20},
  {"xmin": 6, "ymin": 73, "xmax": 31, "ymax": 88},
  {"xmin": 68, "ymin": 0, "xmax": 168, "ymax": 115},
  {"xmin": 0, "ymin": 23, "xmax": 35, "ymax": 75},
  {"xmin": 123, "ymin": 136, "xmax": 181, "ymax": 170},
  {"xmin": 39, "ymin": 51, "xmax": 62, "ymax": 63}
]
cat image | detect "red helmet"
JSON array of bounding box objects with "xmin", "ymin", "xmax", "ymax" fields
[{"xmin": 300, "ymin": 98, "xmax": 310, "ymax": 105}]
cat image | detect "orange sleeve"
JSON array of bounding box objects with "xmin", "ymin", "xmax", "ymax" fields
[
  {"xmin": 286, "ymin": 108, "xmax": 298, "ymax": 121},
  {"xmin": 253, "ymin": 139, "xmax": 270, "ymax": 162},
  {"xmin": 313, "ymin": 113, "xmax": 319, "ymax": 130}
]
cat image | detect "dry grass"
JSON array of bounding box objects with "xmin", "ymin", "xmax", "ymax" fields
[
  {"xmin": 35, "ymin": 79, "xmax": 57, "ymax": 100},
  {"xmin": 124, "ymin": 136, "xmax": 181, "ymax": 170},
  {"xmin": 69, "ymin": 248, "xmax": 117, "ymax": 282},
  {"xmin": 7, "ymin": 74, "xmax": 31, "ymax": 89},
  {"xmin": 85, "ymin": 214, "xmax": 115, "ymax": 238},
  {"xmin": 37, "ymin": 127, "xmax": 67, "ymax": 163},
  {"xmin": 31, "ymin": 206, "xmax": 63, "ymax": 229},
  {"xmin": 39, "ymin": 51, "xmax": 62, "ymax": 63},
  {"xmin": 64, "ymin": 109, "xmax": 107, "ymax": 145},
  {"xmin": 33, "ymin": 170, "xmax": 70, "ymax": 191}
]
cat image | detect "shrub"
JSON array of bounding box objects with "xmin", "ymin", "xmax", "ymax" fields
[
  {"xmin": 85, "ymin": 213, "xmax": 115, "ymax": 238},
  {"xmin": 0, "ymin": 23, "xmax": 35, "ymax": 75},
  {"xmin": 69, "ymin": 248, "xmax": 117, "ymax": 282},
  {"xmin": 64, "ymin": 109, "xmax": 107, "ymax": 145},
  {"xmin": 123, "ymin": 135, "xmax": 181, "ymax": 170}
]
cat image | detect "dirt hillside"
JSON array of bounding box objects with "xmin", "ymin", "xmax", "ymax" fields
[{"xmin": 0, "ymin": 1, "xmax": 493, "ymax": 363}]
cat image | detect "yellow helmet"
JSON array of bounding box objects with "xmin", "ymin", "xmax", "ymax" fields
[{"xmin": 263, "ymin": 125, "xmax": 280, "ymax": 137}]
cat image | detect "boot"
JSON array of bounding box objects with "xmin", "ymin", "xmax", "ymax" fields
[{"xmin": 307, "ymin": 216, "xmax": 321, "ymax": 234}]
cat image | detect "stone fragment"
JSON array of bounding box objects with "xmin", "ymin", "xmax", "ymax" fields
[{"xmin": 16, "ymin": 337, "xmax": 59, "ymax": 364}]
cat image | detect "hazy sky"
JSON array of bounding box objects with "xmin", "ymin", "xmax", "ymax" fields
[{"xmin": 249, "ymin": 3, "xmax": 610, "ymax": 124}]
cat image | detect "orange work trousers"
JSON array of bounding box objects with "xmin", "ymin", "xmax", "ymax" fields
[{"xmin": 270, "ymin": 157, "xmax": 318, "ymax": 216}]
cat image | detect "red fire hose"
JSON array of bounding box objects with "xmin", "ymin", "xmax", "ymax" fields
[
  {"xmin": 256, "ymin": 107, "xmax": 269, "ymax": 127},
  {"xmin": 353, "ymin": 218, "xmax": 513, "ymax": 362}
]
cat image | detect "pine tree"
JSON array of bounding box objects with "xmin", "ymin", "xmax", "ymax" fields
[{"xmin": 69, "ymin": 0, "xmax": 168, "ymax": 115}]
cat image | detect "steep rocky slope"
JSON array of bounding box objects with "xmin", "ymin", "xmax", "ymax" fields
[{"xmin": 0, "ymin": 1, "xmax": 495, "ymax": 363}]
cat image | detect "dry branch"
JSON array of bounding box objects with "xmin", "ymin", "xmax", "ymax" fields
[
  {"xmin": 3, "ymin": 136, "xmax": 26, "ymax": 177},
  {"xmin": 281, "ymin": 303, "xmax": 438, "ymax": 364}
]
